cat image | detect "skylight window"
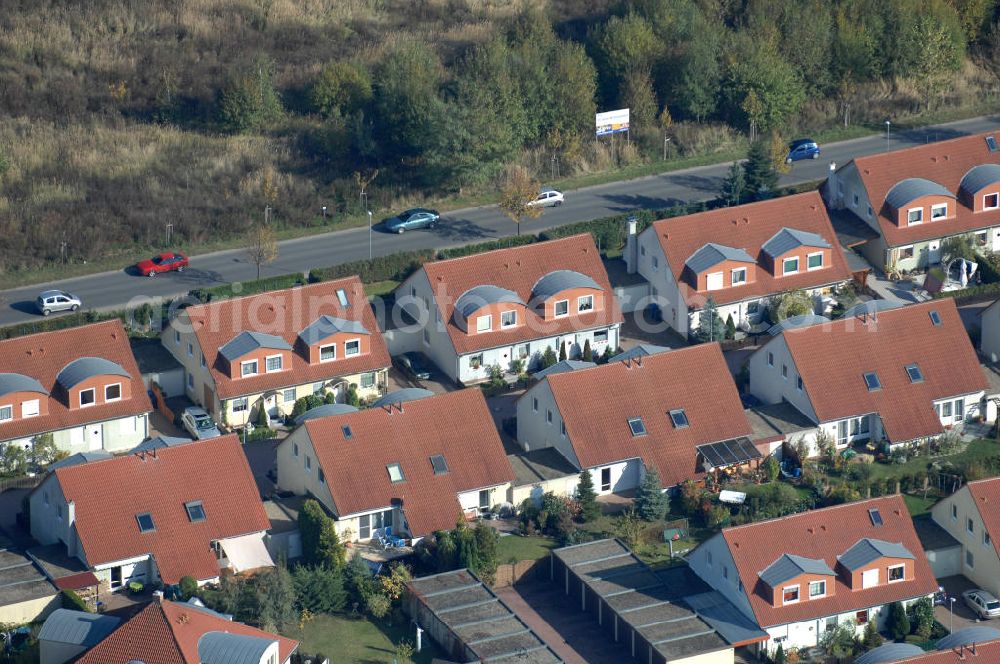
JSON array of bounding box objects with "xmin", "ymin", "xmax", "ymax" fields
[
  {"xmin": 628, "ymin": 417, "xmax": 647, "ymax": 437},
  {"xmin": 929, "ymin": 310, "xmax": 942, "ymax": 326},
  {"xmin": 387, "ymin": 463, "xmax": 405, "ymax": 483},
  {"xmin": 987, "ymin": 135, "xmax": 998, "ymax": 153},
  {"xmin": 336, "ymin": 288, "xmax": 350, "ymax": 307},
  {"xmin": 185, "ymin": 501, "xmax": 206, "ymax": 523},
  {"xmin": 869, "ymin": 508, "xmax": 883, "ymax": 527},
  {"xmin": 136, "ymin": 513, "xmax": 156, "ymax": 533},
  {"xmin": 430, "ymin": 454, "xmax": 449, "ymax": 475},
  {"xmin": 905, "ymin": 364, "xmax": 924, "ymax": 383},
  {"xmin": 342, "ymin": 425, "xmax": 353, "ymax": 440},
  {"xmin": 863, "ymin": 372, "xmax": 881, "ymax": 391},
  {"xmin": 669, "ymin": 409, "xmax": 690, "ymax": 429}
]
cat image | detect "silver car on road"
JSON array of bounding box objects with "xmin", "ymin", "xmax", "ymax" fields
[{"xmin": 36, "ymin": 290, "xmax": 82, "ymax": 316}]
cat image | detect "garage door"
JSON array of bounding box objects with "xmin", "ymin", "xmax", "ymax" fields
[{"xmin": 926, "ymin": 545, "xmax": 962, "ymax": 578}]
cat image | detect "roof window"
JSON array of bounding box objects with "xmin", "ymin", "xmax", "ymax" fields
[
  {"xmin": 336, "ymin": 288, "xmax": 350, "ymax": 307},
  {"xmin": 628, "ymin": 417, "xmax": 647, "ymax": 437},
  {"xmin": 987, "ymin": 135, "xmax": 998, "ymax": 153},
  {"xmin": 136, "ymin": 513, "xmax": 156, "ymax": 533},
  {"xmin": 185, "ymin": 501, "xmax": 206, "ymax": 523},
  {"xmin": 669, "ymin": 409, "xmax": 690, "ymax": 429},
  {"xmin": 430, "ymin": 454, "xmax": 449, "ymax": 475},
  {"xmin": 929, "ymin": 310, "xmax": 942, "ymax": 326},
  {"xmin": 905, "ymin": 364, "xmax": 924, "ymax": 383},
  {"xmin": 863, "ymin": 372, "xmax": 881, "ymax": 391},
  {"xmin": 342, "ymin": 425, "xmax": 353, "ymax": 440},
  {"xmin": 387, "ymin": 463, "xmax": 405, "ymax": 483},
  {"xmin": 869, "ymin": 508, "xmax": 883, "ymax": 527}
]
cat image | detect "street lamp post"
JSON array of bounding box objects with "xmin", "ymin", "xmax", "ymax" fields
[
  {"xmin": 885, "ymin": 120, "xmax": 891, "ymax": 152},
  {"xmin": 663, "ymin": 137, "xmax": 671, "ymax": 161},
  {"xmin": 367, "ymin": 210, "xmax": 373, "ymax": 260},
  {"xmin": 949, "ymin": 597, "xmax": 956, "ymax": 634},
  {"xmin": 322, "ymin": 206, "xmax": 327, "ymax": 221},
  {"xmin": 165, "ymin": 223, "xmax": 173, "ymax": 246}
]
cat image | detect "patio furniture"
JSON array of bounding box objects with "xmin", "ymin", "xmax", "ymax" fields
[
  {"xmin": 384, "ymin": 527, "xmax": 406, "ymax": 548},
  {"xmin": 373, "ymin": 532, "xmax": 391, "ymax": 549},
  {"xmin": 128, "ymin": 580, "xmax": 145, "ymax": 594}
]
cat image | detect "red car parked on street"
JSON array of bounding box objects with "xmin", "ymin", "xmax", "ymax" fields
[{"xmin": 135, "ymin": 252, "xmax": 189, "ymax": 277}]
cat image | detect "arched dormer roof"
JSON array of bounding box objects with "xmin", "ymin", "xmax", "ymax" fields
[
  {"xmin": 56, "ymin": 358, "xmax": 130, "ymax": 390},
  {"xmin": 959, "ymin": 163, "xmax": 1000, "ymax": 195},
  {"xmin": 0, "ymin": 373, "xmax": 49, "ymax": 397},
  {"xmin": 884, "ymin": 177, "xmax": 954, "ymax": 210},
  {"xmin": 197, "ymin": 631, "xmax": 276, "ymax": 664},
  {"xmin": 531, "ymin": 270, "xmax": 602, "ymax": 302},
  {"xmin": 453, "ymin": 285, "xmax": 524, "ymax": 331},
  {"xmin": 371, "ymin": 388, "xmax": 435, "ymax": 408},
  {"xmin": 294, "ymin": 403, "xmax": 359, "ymax": 425}
]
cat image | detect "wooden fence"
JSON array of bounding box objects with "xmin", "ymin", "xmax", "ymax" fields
[{"xmin": 0, "ymin": 474, "xmax": 42, "ymax": 493}]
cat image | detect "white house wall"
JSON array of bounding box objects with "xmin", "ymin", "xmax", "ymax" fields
[
  {"xmin": 932, "ymin": 488, "xmax": 1000, "ymax": 599},
  {"xmin": 982, "ymin": 303, "xmax": 1000, "ymax": 363},
  {"xmin": 395, "ymin": 270, "xmax": 460, "ymax": 381},
  {"xmin": 510, "ymin": 475, "xmax": 581, "ymax": 507},
  {"xmin": 29, "ymin": 476, "xmax": 74, "ymax": 555},
  {"xmin": 633, "ymin": 228, "xmax": 689, "ymax": 336},
  {"xmin": 687, "ymin": 533, "xmax": 756, "ymax": 622},
  {"xmin": 748, "ymin": 337, "xmax": 819, "ymax": 423},
  {"xmin": 275, "ymin": 429, "xmax": 337, "ymax": 514}
]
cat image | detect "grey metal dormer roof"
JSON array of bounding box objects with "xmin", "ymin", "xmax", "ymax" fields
[
  {"xmin": 371, "ymin": 388, "xmax": 435, "ymax": 408},
  {"xmin": 684, "ymin": 243, "xmax": 755, "ymax": 274},
  {"xmin": 935, "ymin": 626, "xmax": 1000, "ymax": 651},
  {"xmin": 767, "ymin": 314, "xmax": 829, "ymax": 336},
  {"xmin": 841, "ymin": 299, "xmax": 904, "ymax": 318},
  {"xmin": 960, "ymin": 164, "xmax": 1000, "ymax": 195},
  {"xmin": 761, "ymin": 228, "xmax": 831, "ymax": 259},
  {"xmin": 534, "ymin": 360, "xmax": 595, "ymax": 379},
  {"xmin": 758, "ymin": 553, "xmax": 835, "ymax": 588},
  {"xmin": 853, "ymin": 643, "xmax": 924, "ymax": 664},
  {"xmin": 297, "ymin": 315, "xmax": 369, "ymax": 346},
  {"xmin": 197, "ymin": 631, "xmax": 276, "ymax": 664},
  {"xmin": 218, "ymin": 331, "xmax": 292, "ymax": 362},
  {"xmin": 837, "ymin": 538, "xmax": 914, "ymax": 571},
  {"xmin": 531, "ymin": 270, "xmax": 603, "ymax": 302},
  {"xmin": 0, "ymin": 372, "xmax": 48, "ymax": 397},
  {"xmin": 608, "ymin": 345, "xmax": 671, "ymax": 362},
  {"xmin": 454, "ymin": 285, "xmax": 524, "ymax": 330},
  {"xmin": 885, "ymin": 178, "xmax": 955, "ymax": 210},
  {"xmin": 294, "ymin": 403, "xmax": 359, "ymax": 425},
  {"xmin": 49, "ymin": 451, "xmax": 114, "ymax": 470},
  {"xmin": 55, "ymin": 358, "xmax": 131, "ymax": 390},
  {"xmin": 132, "ymin": 435, "xmax": 194, "ymax": 452},
  {"xmin": 38, "ymin": 609, "xmax": 121, "ymax": 647}
]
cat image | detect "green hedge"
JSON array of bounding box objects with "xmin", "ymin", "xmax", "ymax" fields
[
  {"xmin": 0, "ymin": 305, "xmax": 168, "ymax": 341},
  {"xmin": 436, "ymin": 234, "xmax": 537, "ymax": 259},
  {"xmin": 541, "ymin": 202, "xmax": 711, "ymax": 254},
  {"xmin": 309, "ymin": 248, "xmax": 435, "ymax": 285},
  {"xmin": 61, "ymin": 589, "xmax": 91, "ymax": 612},
  {"xmin": 978, "ymin": 254, "xmax": 1000, "ymax": 284},
  {"xmin": 932, "ymin": 281, "xmax": 1000, "ymax": 303},
  {"xmin": 189, "ymin": 272, "xmax": 308, "ymax": 303}
]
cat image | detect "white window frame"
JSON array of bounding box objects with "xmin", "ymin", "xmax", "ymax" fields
[
  {"xmin": 553, "ymin": 299, "xmax": 569, "ymax": 318},
  {"xmin": 731, "ymin": 267, "xmax": 747, "ymax": 286},
  {"xmin": 984, "ymin": 193, "xmax": 999, "ymax": 210},
  {"xmin": 930, "ymin": 203, "xmax": 948, "ymax": 220},
  {"xmin": 79, "ymin": 388, "xmax": 96, "ymax": 408},
  {"xmin": 232, "ymin": 397, "xmax": 249, "ymax": 413},
  {"xmin": 283, "ymin": 388, "xmax": 296, "ymax": 403},
  {"xmin": 577, "ymin": 295, "xmax": 594, "ymax": 312},
  {"xmin": 21, "ymin": 399, "xmax": 40, "ymax": 418},
  {"xmin": 808, "ymin": 580, "xmax": 826, "ymax": 599},
  {"xmin": 360, "ymin": 372, "xmax": 376, "ymax": 389},
  {"xmin": 887, "ymin": 564, "xmax": 905, "ymax": 583},
  {"xmin": 782, "ymin": 257, "xmax": 799, "ymax": 275},
  {"xmin": 104, "ymin": 383, "xmax": 122, "ymax": 403},
  {"xmin": 706, "ymin": 271, "xmax": 724, "ymax": 291},
  {"xmin": 319, "ymin": 344, "xmax": 336, "ymax": 362},
  {"xmin": 241, "ymin": 360, "xmax": 259, "ymax": 377},
  {"xmin": 0, "ymin": 405, "xmax": 11, "ymax": 422},
  {"xmin": 806, "ymin": 252, "xmax": 824, "ymax": 270},
  {"xmin": 782, "ymin": 585, "xmax": 800, "ymax": 605},
  {"xmin": 344, "ymin": 338, "xmax": 361, "ymax": 357},
  {"xmin": 265, "ymin": 354, "xmax": 283, "ymax": 373},
  {"xmin": 899, "ymin": 245, "xmax": 915, "ymax": 260},
  {"xmin": 476, "ymin": 315, "xmax": 492, "ymax": 333},
  {"xmin": 501, "ymin": 310, "xmax": 517, "ymax": 328},
  {"xmin": 907, "ymin": 207, "xmax": 923, "ymax": 225}
]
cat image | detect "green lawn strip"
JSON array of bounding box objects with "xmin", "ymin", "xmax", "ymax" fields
[
  {"xmin": 284, "ymin": 612, "xmax": 442, "ymax": 664},
  {"xmin": 363, "ymin": 279, "xmax": 401, "ymax": 298},
  {"xmin": 902, "ymin": 494, "xmax": 937, "ymax": 517},
  {"xmin": 496, "ymin": 534, "xmax": 558, "ymax": 563},
  {"xmin": 867, "ymin": 439, "xmax": 1000, "ymax": 483}
]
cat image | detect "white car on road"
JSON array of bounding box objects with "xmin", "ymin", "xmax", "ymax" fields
[{"xmin": 527, "ymin": 188, "xmax": 564, "ymax": 208}]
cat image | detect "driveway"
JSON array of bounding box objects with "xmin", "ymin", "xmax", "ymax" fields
[
  {"xmin": 242, "ymin": 439, "xmax": 279, "ymax": 497},
  {"xmin": 385, "ymin": 364, "xmax": 455, "ymax": 396},
  {"xmin": 936, "ymin": 575, "xmax": 992, "ymax": 633}
]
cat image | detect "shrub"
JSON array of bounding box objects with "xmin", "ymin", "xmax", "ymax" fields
[
  {"xmin": 291, "ymin": 394, "xmax": 325, "ymax": 419},
  {"xmin": 908, "ymin": 597, "xmax": 934, "ymax": 639},
  {"xmin": 179, "ymin": 576, "xmax": 198, "ymax": 599},
  {"xmin": 437, "ymin": 234, "xmax": 537, "ymax": 259},
  {"xmin": 189, "ymin": 273, "xmax": 306, "ymax": 303},
  {"xmin": 243, "ymin": 427, "xmax": 276, "ymax": 442},
  {"xmin": 299, "ymin": 499, "xmax": 346, "ymax": 570},
  {"xmin": 863, "ymin": 619, "xmax": 883, "ymax": 649},
  {"xmin": 540, "ymin": 346, "xmax": 558, "ymax": 369},
  {"xmin": 61, "ymin": 589, "xmax": 91, "ymax": 612},
  {"xmin": 888, "ymin": 601, "xmax": 910, "ymax": 640},
  {"xmin": 292, "ymin": 565, "xmax": 347, "ymax": 614},
  {"xmin": 309, "ymin": 249, "xmax": 435, "ymax": 285},
  {"xmin": 762, "ymin": 456, "xmax": 780, "ymax": 483}
]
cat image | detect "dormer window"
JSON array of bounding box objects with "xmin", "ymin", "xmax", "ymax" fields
[
  {"xmin": 320, "ymin": 344, "xmax": 336, "ymax": 362},
  {"xmin": 578, "ymin": 295, "xmax": 594, "ymax": 312},
  {"xmin": 345, "ymin": 339, "xmax": 360, "ymax": 356},
  {"xmin": 782, "ymin": 257, "xmax": 799, "ymax": 275},
  {"xmin": 265, "ymin": 355, "xmax": 283, "ymax": 372},
  {"xmin": 931, "ymin": 203, "xmax": 948, "ymax": 220},
  {"xmin": 136, "ymin": 513, "xmax": 155, "ymax": 533},
  {"xmin": 554, "ymin": 300, "xmax": 569, "ymax": 317},
  {"xmin": 782, "ymin": 586, "xmax": 800, "ymax": 605},
  {"xmin": 888, "ymin": 564, "xmax": 905, "ymax": 583},
  {"xmin": 907, "ymin": 208, "xmax": 923, "ymax": 225},
  {"xmin": 105, "ymin": 384, "xmax": 121, "ymax": 402},
  {"xmin": 241, "ymin": 360, "xmax": 258, "ymax": 377},
  {"xmin": 807, "ymin": 253, "xmax": 824, "ymax": 270},
  {"xmin": 80, "ymin": 388, "xmax": 96, "ymax": 408},
  {"xmin": 731, "ymin": 268, "xmax": 747, "ymax": 285},
  {"xmin": 501, "ymin": 311, "xmax": 517, "ymax": 328},
  {"xmin": 809, "ymin": 580, "xmax": 826, "ymax": 598},
  {"xmin": 0, "ymin": 406, "xmax": 11, "ymax": 422},
  {"xmin": 185, "ymin": 501, "xmax": 206, "ymax": 523},
  {"xmin": 986, "ymin": 193, "xmax": 999, "ymax": 210},
  {"xmin": 476, "ymin": 315, "xmax": 492, "ymax": 333}
]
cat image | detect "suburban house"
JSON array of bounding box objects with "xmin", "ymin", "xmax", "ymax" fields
[
  {"xmin": 276, "ymin": 388, "xmax": 514, "ymax": 544},
  {"xmin": 747, "ymin": 299, "xmax": 987, "ymax": 457},
  {"xmin": 823, "ymin": 131, "xmax": 1000, "ymax": 271},
  {"xmin": 688, "ymin": 495, "xmax": 938, "ymax": 657},
  {"xmin": 624, "ymin": 191, "xmax": 852, "ymax": 337},
  {"xmin": 393, "ymin": 234, "xmax": 623, "ymax": 384},
  {"xmin": 515, "ymin": 343, "xmax": 759, "ymax": 498},
  {"xmin": 0, "ymin": 319, "xmax": 151, "ymax": 454},
  {"xmin": 29, "ymin": 435, "xmax": 273, "ymax": 592},
  {"xmin": 981, "ymin": 297, "xmax": 1000, "ymax": 363},
  {"xmin": 930, "ymin": 477, "xmax": 1000, "ymax": 598},
  {"xmin": 162, "ymin": 278, "xmax": 391, "ymax": 428},
  {"xmin": 55, "ymin": 599, "xmax": 298, "ymax": 664}
]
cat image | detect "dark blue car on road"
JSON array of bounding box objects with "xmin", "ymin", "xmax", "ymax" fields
[{"xmin": 786, "ymin": 139, "xmax": 820, "ymax": 163}]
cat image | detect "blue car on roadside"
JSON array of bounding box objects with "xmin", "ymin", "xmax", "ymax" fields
[
  {"xmin": 786, "ymin": 138, "xmax": 820, "ymax": 163},
  {"xmin": 382, "ymin": 208, "xmax": 440, "ymax": 234}
]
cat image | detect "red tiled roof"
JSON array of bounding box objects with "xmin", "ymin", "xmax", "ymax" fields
[
  {"xmin": 77, "ymin": 599, "xmax": 298, "ymax": 664},
  {"xmin": 650, "ymin": 192, "xmax": 852, "ymax": 307},
  {"xmin": 182, "ymin": 278, "xmax": 390, "ymax": 400},
  {"xmin": 966, "ymin": 478, "xmax": 1000, "ymax": 560},
  {"xmin": 421, "ymin": 235, "xmax": 623, "ymax": 355},
  {"xmin": 303, "ymin": 389, "xmax": 514, "ymax": 536},
  {"xmin": 851, "ymin": 131, "xmax": 1000, "ymax": 247},
  {"xmin": 546, "ymin": 344, "xmax": 753, "ymax": 487},
  {"xmin": 53, "ymin": 571, "xmax": 99, "ymax": 591},
  {"xmin": 53, "ymin": 435, "xmax": 270, "ymax": 584},
  {"xmin": 721, "ymin": 495, "xmax": 938, "ymax": 628},
  {"xmin": 0, "ymin": 320, "xmax": 152, "ymax": 441},
  {"xmin": 779, "ymin": 299, "xmax": 987, "ymax": 442}
]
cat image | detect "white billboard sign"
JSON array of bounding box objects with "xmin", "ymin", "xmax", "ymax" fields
[{"xmin": 596, "ymin": 108, "xmax": 630, "ymax": 137}]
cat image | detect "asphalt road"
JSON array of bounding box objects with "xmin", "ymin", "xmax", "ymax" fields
[{"xmin": 2, "ymin": 115, "xmax": 999, "ymax": 326}]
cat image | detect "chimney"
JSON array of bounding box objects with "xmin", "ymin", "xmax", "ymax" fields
[
  {"xmin": 625, "ymin": 215, "xmax": 639, "ymax": 274},
  {"xmin": 823, "ymin": 162, "xmax": 838, "ymax": 207}
]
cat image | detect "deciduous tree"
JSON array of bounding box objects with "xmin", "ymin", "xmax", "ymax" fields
[
  {"xmin": 218, "ymin": 57, "xmax": 284, "ymax": 133},
  {"xmin": 245, "ymin": 223, "xmax": 278, "ymax": 281},
  {"xmin": 498, "ymin": 165, "xmax": 543, "ymax": 236},
  {"xmin": 310, "ymin": 62, "xmax": 372, "ymax": 118}
]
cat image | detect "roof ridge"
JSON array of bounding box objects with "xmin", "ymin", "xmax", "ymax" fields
[
  {"xmin": 184, "ymin": 277, "xmax": 360, "ymax": 313},
  {"xmin": 423, "ymin": 233, "xmax": 593, "ymax": 270},
  {"xmin": 0, "ymin": 318, "xmax": 123, "ymax": 345},
  {"xmin": 853, "ymin": 130, "xmax": 995, "ymax": 166},
  {"xmin": 652, "ymin": 191, "xmax": 824, "ymax": 226},
  {"xmin": 724, "ymin": 494, "xmax": 904, "ymax": 533}
]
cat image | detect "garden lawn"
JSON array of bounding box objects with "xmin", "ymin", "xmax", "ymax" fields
[
  {"xmin": 497, "ymin": 535, "xmax": 558, "ymax": 563},
  {"xmin": 867, "ymin": 439, "xmax": 1000, "ymax": 482},
  {"xmin": 902, "ymin": 494, "xmax": 937, "ymax": 517},
  {"xmin": 285, "ymin": 613, "xmax": 443, "ymax": 664}
]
